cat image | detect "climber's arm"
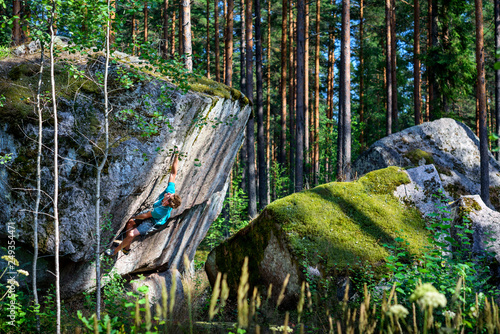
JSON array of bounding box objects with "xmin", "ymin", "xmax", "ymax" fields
[
  {"xmin": 133, "ymin": 211, "xmax": 153, "ymax": 220},
  {"xmin": 168, "ymin": 154, "xmax": 179, "ymax": 183}
]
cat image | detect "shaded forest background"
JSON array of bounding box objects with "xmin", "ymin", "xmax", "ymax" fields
[{"xmin": 2, "ymin": 0, "xmax": 499, "ymax": 213}]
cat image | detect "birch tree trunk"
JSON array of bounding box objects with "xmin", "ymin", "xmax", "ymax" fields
[
  {"xmin": 49, "ymin": 3, "xmax": 61, "ymax": 332},
  {"xmin": 182, "ymin": 0, "xmax": 193, "ymax": 71}
]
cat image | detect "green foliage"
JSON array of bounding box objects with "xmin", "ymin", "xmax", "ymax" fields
[
  {"xmin": 202, "ymin": 172, "xmax": 249, "ymax": 251},
  {"xmin": 383, "ymin": 192, "xmax": 498, "ymax": 330}
]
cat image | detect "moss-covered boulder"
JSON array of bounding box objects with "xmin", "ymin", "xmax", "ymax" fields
[
  {"xmin": 0, "ymin": 52, "xmax": 250, "ymax": 297},
  {"xmin": 206, "ymin": 167, "xmax": 433, "ymax": 306},
  {"xmin": 353, "ymin": 118, "xmax": 500, "ymax": 210}
]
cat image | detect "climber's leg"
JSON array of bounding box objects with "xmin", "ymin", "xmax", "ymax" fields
[{"xmin": 113, "ymin": 227, "xmax": 140, "ymax": 255}]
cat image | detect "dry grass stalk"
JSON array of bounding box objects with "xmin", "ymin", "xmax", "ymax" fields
[
  {"xmin": 169, "ymin": 270, "xmax": 177, "ymax": 316},
  {"xmin": 134, "ymin": 300, "xmax": 141, "ymax": 332},
  {"xmin": 267, "ymin": 283, "xmax": 273, "ymax": 302},
  {"xmin": 306, "ymin": 282, "xmax": 312, "ymax": 311},
  {"xmin": 161, "ymin": 283, "xmax": 168, "ymax": 320},
  {"xmin": 93, "ymin": 314, "xmax": 98, "ymax": 334},
  {"xmin": 277, "ymin": 273, "xmax": 290, "ymax": 308},
  {"xmin": 221, "ymin": 273, "xmax": 230, "ymax": 308},
  {"xmin": 183, "ymin": 255, "xmax": 194, "ymax": 334},
  {"xmin": 145, "ymin": 293, "xmax": 152, "ymax": 331},
  {"xmin": 106, "ymin": 316, "xmax": 111, "ymax": 334},
  {"xmin": 297, "ymin": 281, "xmax": 305, "ymax": 324},
  {"xmin": 209, "ymin": 272, "xmax": 222, "ymax": 321},
  {"xmin": 283, "ymin": 311, "xmax": 289, "ymax": 334},
  {"xmin": 237, "ymin": 257, "xmax": 250, "ymax": 329},
  {"xmin": 412, "ymin": 303, "xmax": 418, "ymax": 334}
]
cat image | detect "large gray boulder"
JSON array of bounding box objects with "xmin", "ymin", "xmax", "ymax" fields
[
  {"xmin": 0, "ymin": 54, "xmax": 250, "ymax": 298},
  {"xmin": 353, "ymin": 118, "xmax": 500, "ymax": 209}
]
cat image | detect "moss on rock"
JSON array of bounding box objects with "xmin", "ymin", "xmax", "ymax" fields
[
  {"xmin": 404, "ymin": 149, "xmax": 434, "ymax": 166},
  {"xmin": 213, "ymin": 166, "xmax": 431, "ymax": 294}
]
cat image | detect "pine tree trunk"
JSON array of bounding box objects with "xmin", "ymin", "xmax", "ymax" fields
[
  {"xmin": 359, "ymin": 0, "xmax": 365, "ymax": 150},
  {"xmin": 225, "ymin": 0, "xmax": 234, "ymax": 86},
  {"xmin": 279, "ymin": 0, "xmax": 288, "ymax": 166},
  {"xmin": 385, "ymin": 0, "xmax": 392, "ymax": 135},
  {"xmin": 256, "ymin": 0, "xmax": 268, "ymax": 208},
  {"xmin": 289, "ymin": 1, "xmax": 295, "ymax": 188},
  {"xmin": 206, "ymin": 0, "xmax": 210, "ymax": 77},
  {"xmin": 314, "ymin": 0, "xmax": 320, "ymax": 185},
  {"xmin": 266, "ymin": 0, "xmax": 272, "ymax": 203},
  {"xmin": 246, "ymin": 0, "xmax": 257, "ymax": 217},
  {"xmin": 339, "ymin": 0, "xmax": 351, "ymax": 181},
  {"xmin": 171, "ymin": 10, "xmax": 176, "ymax": 56},
  {"xmin": 223, "ymin": 0, "xmax": 227, "ymax": 84},
  {"xmin": 296, "ymin": 0, "xmax": 305, "ymax": 192},
  {"xmin": 476, "ymin": 0, "xmax": 490, "ymax": 205},
  {"xmin": 144, "ymin": 1, "xmax": 148, "ymax": 43},
  {"xmin": 391, "ymin": 0, "xmax": 398, "ymax": 132},
  {"xmin": 495, "ymin": 0, "xmax": 500, "ymax": 159},
  {"xmin": 179, "ymin": 3, "xmax": 184, "ymax": 56},
  {"xmin": 12, "ymin": 0, "xmax": 21, "ymax": 46},
  {"xmin": 304, "ymin": 1, "xmax": 310, "ymax": 183},
  {"xmin": 182, "ymin": 0, "xmax": 193, "ymax": 71},
  {"xmin": 215, "ymin": 0, "xmax": 220, "ymax": 82},
  {"xmin": 239, "ymin": 0, "xmax": 247, "ymax": 192},
  {"xmin": 414, "ymin": 0, "xmax": 422, "ymax": 125},
  {"xmin": 132, "ymin": 13, "xmax": 136, "ymax": 55},
  {"xmin": 162, "ymin": 0, "xmax": 169, "ymax": 58}
]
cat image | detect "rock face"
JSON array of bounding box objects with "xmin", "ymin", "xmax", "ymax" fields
[
  {"xmin": 0, "ymin": 54, "xmax": 251, "ymax": 298},
  {"xmin": 352, "ymin": 118, "xmax": 500, "ymax": 209},
  {"xmin": 206, "ymin": 167, "xmax": 435, "ymax": 306}
]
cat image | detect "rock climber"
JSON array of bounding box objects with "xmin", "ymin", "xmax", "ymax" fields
[{"xmin": 107, "ymin": 154, "xmax": 182, "ymax": 256}]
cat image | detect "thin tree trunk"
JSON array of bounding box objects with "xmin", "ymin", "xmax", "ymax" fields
[
  {"xmin": 296, "ymin": 0, "xmax": 305, "ymax": 192},
  {"xmin": 144, "ymin": 1, "xmax": 148, "ymax": 43},
  {"xmin": 132, "ymin": 13, "xmax": 136, "ymax": 55},
  {"xmin": 289, "ymin": 1, "xmax": 295, "ymax": 188},
  {"xmin": 223, "ymin": 0, "xmax": 227, "ymax": 84},
  {"xmin": 385, "ymin": 0, "xmax": 392, "ymax": 135},
  {"xmin": 304, "ymin": 1, "xmax": 310, "ymax": 183},
  {"xmin": 171, "ymin": 10, "xmax": 176, "ymax": 56},
  {"xmin": 206, "ymin": 0, "xmax": 210, "ymax": 77},
  {"xmin": 414, "ymin": 0, "xmax": 422, "ymax": 125},
  {"xmin": 360, "ymin": 0, "xmax": 365, "ymax": 150},
  {"xmin": 49, "ymin": 3, "xmax": 61, "ymax": 332},
  {"xmin": 476, "ymin": 0, "xmax": 490, "ymax": 205},
  {"xmin": 391, "ymin": 0, "xmax": 398, "ymax": 132},
  {"xmin": 240, "ymin": 0, "xmax": 247, "ymax": 192},
  {"xmin": 110, "ymin": 0, "xmax": 116, "ymax": 45},
  {"xmin": 314, "ymin": 0, "xmax": 320, "ymax": 185},
  {"xmin": 162, "ymin": 0, "xmax": 170, "ymax": 58},
  {"xmin": 266, "ymin": 0, "xmax": 271, "ymax": 203},
  {"xmin": 429, "ymin": 0, "xmax": 438, "ymax": 120},
  {"xmin": 215, "ymin": 0, "xmax": 221, "ymax": 82},
  {"xmin": 95, "ymin": 1, "xmax": 111, "ymax": 319},
  {"xmin": 339, "ymin": 0, "xmax": 351, "ymax": 181},
  {"xmin": 182, "ymin": 0, "xmax": 193, "ymax": 71},
  {"xmin": 33, "ymin": 42, "xmax": 45, "ymax": 334},
  {"xmin": 256, "ymin": 0, "xmax": 267, "ymax": 208},
  {"xmin": 179, "ymin": 2, "xmax": 184, "ymax": 56},
  {"xmin": 246, "ymin": 0, "xmax": 257, "ymax": 218},
  {"xmin": 279, "ymin": 0, "xmax": 288, "ymax": 166},
  {"xmin": 13, "ymin": 0, "xmax": 21, "ymax": 46},
  {"xmin": 225, "ymin": 0, "xmax": 234, "ymax": 86},
  {"xmin": 495, "ymin": 0, "xmax": 500, "ymax": 159}
]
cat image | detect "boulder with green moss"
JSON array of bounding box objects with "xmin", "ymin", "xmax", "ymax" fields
[
  {"xmin": 353, "ymin": 118, "xmax": 500, "ymax": 210},
  {"xmin": 206, "ymin": 166, "xmax": 434, "ymax": 305},
  {"xmin": 0, "ymin": 52, "xmax": 250, "ymax": 297}
]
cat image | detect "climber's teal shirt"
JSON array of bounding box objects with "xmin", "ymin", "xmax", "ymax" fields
[{"xmin": 151, "ymin": 182, "xmax": 175, "ymax": 226}]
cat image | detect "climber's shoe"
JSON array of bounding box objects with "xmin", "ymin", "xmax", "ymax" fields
[
  {"xmin": 122, "ymin": 248, "xmax": 130, "ymax": 255},
  {"xmin": 105, "ymin": 248, "xmax": 114, "ymax": 257}
]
